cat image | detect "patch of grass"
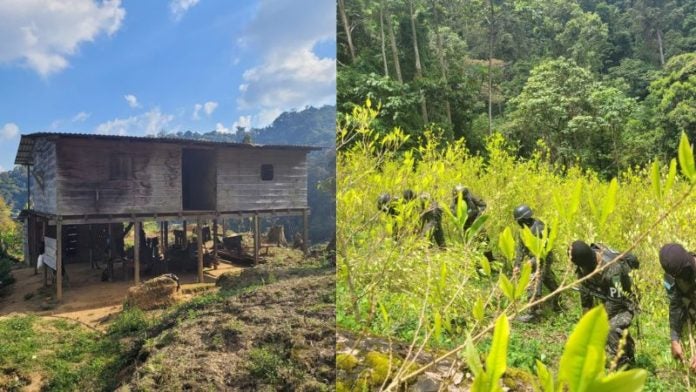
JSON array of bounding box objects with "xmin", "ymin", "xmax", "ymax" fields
[
  {"xmin": 108, "ymin": 307, "xmax": 150, "ymax": 337},
  {"xmin": 248, "ymin": 345, "xmax": 287, "ymax": 384}
]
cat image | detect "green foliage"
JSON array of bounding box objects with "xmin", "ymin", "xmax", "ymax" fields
[{"xmin": 108, "ymin": 307, "xmax": 150, "ymax": 337}]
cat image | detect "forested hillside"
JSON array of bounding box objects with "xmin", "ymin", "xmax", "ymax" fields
[{"xmin": 338, "ymin": 0, "xmax": 696, "ymax": 177}]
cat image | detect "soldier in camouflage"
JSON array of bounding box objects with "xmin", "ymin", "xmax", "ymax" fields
[
  {"xmin": 419, "ymin": 192, "xmax": 446, "ymax": 248},
  {"xmin": 451, "ymin": 185, "xmax": 487, "ymax": 231},
  {"xmin": 570, "ymin": 241, "xmax": 639, "ymax": 367},
  {"xmin": 659, "ymin": 243, "xmax": 696, "ymax": 371},
  {"xmin": 513, "ymin": 204, "xmax": 560, "ymax": 322}
]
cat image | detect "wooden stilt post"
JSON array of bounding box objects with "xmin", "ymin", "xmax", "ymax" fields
[
  {"xmin": 108, "ymin": 223, "xmax": 114, "ymax": 282},
  {"xmin": 253, "ymin": 214, "xmax": 260, "ymax": 265},
  {"xmin": 134, "ymin": 221, "xmax": 141, "ymax": 284},
  {"xmin": 183, "ymin": 220, "xmax": 188, "ymax": 249},
  {"xmin": 42, "ymin": 219, "xmax": 47, "ymax": 287},
  {"xmin": 163, "ymin": 221, "xmax": 169, "ymax": 258},
  {"xmin": 88, "ymin": 224, "xmax": 94, "ymax": 269},
  {"xmin": 221, "ymin": 218, "xmax": 225, "ymax": 237},
  {"xmin": 302, "ymin": 209, "xmax": 309, "ymax": 255},
  {"xmin": 197, "ymin": 218, "xmax": 204, "ymax": 283},
  {"xmin": 56, "ymin": 219, "xmax": 63, "ymax": 301},
  {"xmin": 213, "ymin": 219, "xmax": 219, "ymax": 269}
]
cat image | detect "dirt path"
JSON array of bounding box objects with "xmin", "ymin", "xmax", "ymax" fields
[{"xmin": 0, "ymin": 261, "xmax": 244, "ymax": 328}]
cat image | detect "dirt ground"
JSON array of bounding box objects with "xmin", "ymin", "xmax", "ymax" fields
[
  {"xmin": 119, "ymin": 270, "xmax": 336, "ymax": 391},
  {"xmin": 0, "ymin": 260, "xmax": 244, "ymax": 329}
]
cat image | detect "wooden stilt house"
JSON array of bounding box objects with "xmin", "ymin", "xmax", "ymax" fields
[{"xmin": 14, "ymin": 133, "xmax": 320, "ymax": 300}]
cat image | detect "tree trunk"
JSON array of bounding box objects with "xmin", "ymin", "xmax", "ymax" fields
[
  {"xmin": 431, "ymin": 0, "xmax": 452, "ymax": 125},
  {"xmin": 385, "ymin": 5, "xmax": 403, "ymax": 83},
  {"xmin": 338, "ymin": 0, "xmax": 356, "ymax": 62},
  {"xmin": 656, "ymin": 28, "xmax": 665, "ymax": 67},
  {"xmin": 380, "ymin": 0, "xmax": 389, "ymax": 78},
  {"xmin": 488, "ymin": 0, "xmax": 496, "ymax": 135},
  {"xmin": 409, "ymin": 0, "xmax": 429, "ymax": 124}
]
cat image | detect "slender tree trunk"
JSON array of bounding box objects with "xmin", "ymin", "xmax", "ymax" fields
[
  {"xmin": 385, "ymin": 6, "xmax": 403, "ymax": 83},
  {"xmin": 409, "ymin": 0, "xmax": 429, "ymax": 124},
  {"xmin": 380, "ymin": 0, "xmax": 389, "ymax": 78},
  {"xmin": 338, "ymin": 0, "xmax": 356, "ymax": 62},
  {"xmin": 656, "ymin": 28, "xmax": 665, "ymax": 66},
  {"xmin": 431, "ymin": 0, "xmax": 452, "ymax": 125},
  {"xmin": 487, "ymin": 0, "xmax": 496, "ymax": 135}
]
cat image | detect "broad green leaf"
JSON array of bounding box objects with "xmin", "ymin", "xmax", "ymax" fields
[
  {"xmin": 485, "ymin": 314, "xmax": 510, "ymax": 388},
  {"xmin": 536, "ymin": 360, "xmax": 555, "ymax": 392},
  {"xmin": 521, "ymin": 226, "xmax": 544, "ymax": 259},
  {"xmin": 465, "ymin": 336, "xmax": 484, "ymax": 377},
  {"xmin": 515, "ymin": 261, "xmax": 532, "ymax": 300},
  {"xmin": 473, "ymin": 297, "xmax": 485, "ymax": 322},
  {"xmin": 588, "ymin": 369, "xmax": 648, "ymax": 392},
  {"xmin": 499, "ymin": 274, "xmax": 514, "ymax": 301},
  {"xmin": 650, "ymin": 160, "xmax": 661, "ymax": 200},
  {"xmin": 433, "ymin": 311, "xmax": 442, "ymax": 343},
  {"xmin": 589, "ymin": 369, "xmax": 648, "ymax": 392},
  {"xmin": 558, "ymin": 306, "xmax": 610, "ymax": 392},
  {"xmin": 599, "ymin": 178, "xmax": 618, "ymax": 228},
  {"xmin": 587, "ymin": 194, "xmax": 598, "ymax": 222},
  {"xmin": 665, "ymin": 158, "xmax": 677, "ymax": 195},
  {"xmin": 466, "ymin": 215, "xmax": 490, "ymax": 242},
  {"xmin": 480, "ymin": 255, "xmax": 492, "ymax": 276},
  {"xmin": 498, "ymin": 227, "xmax": 515, "ymax": 262},
  {"xmin": 678, "ymin": 131, "xmax": 696, "ymax": 182}
]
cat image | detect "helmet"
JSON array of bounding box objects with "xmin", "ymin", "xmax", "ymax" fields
[
  {"xmin": 513, "ymin": 204, "xmax": 533, "ymax": 223},
  {"xmin": 377, "ymin": 193, "xmax": 392, "ymax": 211},
  {"xmin": 402, "ymin": 189, "xmax": 416, "ymax": 201},
  {"xmin": 530, "ymin": 220, "xmax": 545, "ymax": 237}
]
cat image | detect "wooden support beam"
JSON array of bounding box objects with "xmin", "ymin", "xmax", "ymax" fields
[
  {"xmin": 88, "ymin": 224, "xmax": 94, "ymax": 269},
  {"xmin": 253, "ymin": 214, "xmax": 260, "ymax": 265},
  {"xmin": 197, "ymin": 219, "xmax": 204, "ymax": 283},
  {"xmin": 42, "ymin": 219, "xmax": 47, "ymax": 287},
  {"xmin": 183, "ymin": 220, "xmax": 188, "ymax": 249},
  {"xmin": 163, "ymin": 221, "xmax": 169, "ymax": 261},
  {"xmin": 56, "ymin": 220, "xmax": 62, "ymax": 302},
  {"xmin": 134, "ymin": 221, "xmax": 141, "ymax": 284},
  {"xmin": 302, "ymin": 209, "xmax": 309, "ymax": 255},
  {"xmin": 107, "ymin": 223, "xmax": 114, "ymax": 282},
  {"xmin": 212, "ymin": 219, "xmax": 218, "ymax": 270}
]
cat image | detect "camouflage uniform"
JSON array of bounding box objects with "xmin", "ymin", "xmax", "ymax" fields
[
  {"xmin": 576, "ymin": 243, "xmax": 638, "ymax": 367},
  {"xmin": 515, "ymin": 219, "xmax": 560, "ymax": 317},
  {"xmin": 664, "ymin": 267, "xmax": 696, "ymax": 345},
  {"xmin": 451, "ymin": 188, "xmax": 487, "ymax": 231},
  {"xmin": 420, "ymin": 199, "xmax": 446, "ymax": 248}
]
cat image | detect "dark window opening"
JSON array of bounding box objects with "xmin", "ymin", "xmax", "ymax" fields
[
  {"xmin": 182, "ymin": 148, "xmax": 217, "ymax": 210},
  {"xmin": 261, "ymin": 164, "xmax": 274, "ymax": 181},
  {"xmin": 110, "ymin": 154, "xmax": 132, "ymax": 180}
]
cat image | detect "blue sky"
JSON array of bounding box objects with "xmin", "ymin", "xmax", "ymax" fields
[{"xmin": 0, "ymin": 0, "xmax": 336, "ymax": 171}]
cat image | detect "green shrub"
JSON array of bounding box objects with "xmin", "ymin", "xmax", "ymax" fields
[{"xmin": 108, "ymin": 308, "xmax": 150, "ymax": 337}]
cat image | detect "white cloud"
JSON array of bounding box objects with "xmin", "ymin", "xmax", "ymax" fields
[
  {"xmin": 192, "ymin": 101, "xmax": 218, "ymax": 119},
  {"xmin": 0, "ymin": 165, "xmax": 5, "ymax": 172},
  {"xmin": 215, "ymin": 122, "xmax": 230, "ymax": 133},
  {"xmin": 0, "ymin": 0, "xmax": 125, "ymax": 77},
  {"xmin": 1, "ymin": 123, "xmax": 19, "ymax": 139},
  {"xmin": 95, "ymin": 108, "xmax": 174, "ymax": 136},
  {"xmin": 169, "ymin": 0, "xmax": 200, "ymax": 21},
  {"xmin": 72, "ymin": 111, "xmax": 90, "ymax": 122},
  {"xmin": 232, "ymin": 115, "xmax": 252, "ymax": 131},
  {"xmin": 203, "ymin": 101, "xmax": 218, "ymax": 116},
  {"xmin": 237, "ymin": 0, "xmax": 335, "ymax": 119},
  {"xmin": 255, "ymin": 109, "xmax": 282, "ymax": 127},
  {"xmin": 124, "ymin": 94, "xmax": 139, "ymax": 108}
]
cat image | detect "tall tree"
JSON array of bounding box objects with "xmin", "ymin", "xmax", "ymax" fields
[
  {"xmin": 409, "ymin": 0, "xmax": 429, "ymax": 124},
  {"xmin": 339, "ymin": 0, "xmax": 356, "ymax": 63}
]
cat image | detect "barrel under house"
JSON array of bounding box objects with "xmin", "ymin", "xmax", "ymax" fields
[{"xmin": 14, "ymin": 133, "xmax": 320, "ymax": 301}]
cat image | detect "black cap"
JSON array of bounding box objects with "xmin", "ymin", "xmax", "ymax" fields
[{"xmin": 660, "ymin": 243, "xmax": 694, "ymax": 278}]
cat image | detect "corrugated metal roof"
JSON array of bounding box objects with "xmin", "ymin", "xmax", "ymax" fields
[{"xmin": 14, "ymin": 132, "xmax": 325, "ymax": 165}]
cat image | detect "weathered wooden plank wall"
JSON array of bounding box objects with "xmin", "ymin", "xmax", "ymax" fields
[
  {"xmin": 31, "ymin": 139, "xmax": 58, "ymax": 214},
  {"xmin": 216, "ymin": 149, "xmax": 308, "ymax": 211},
  {"xmin": 56, "ymin": 139, "xmax": 182, "ymax": 215}
]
